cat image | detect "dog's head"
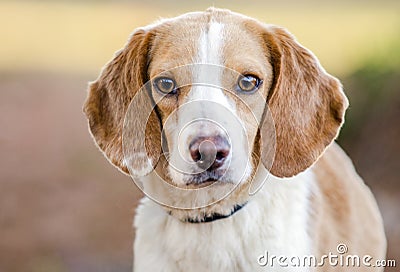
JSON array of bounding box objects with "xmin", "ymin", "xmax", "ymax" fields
[{"xmin": 84, "ymin": 8, "xmax": 348, "ymax": 219}]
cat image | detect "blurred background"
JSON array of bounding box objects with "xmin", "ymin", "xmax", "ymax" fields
[{"xmin": 0, "ymin": 0, "xmax": 399, "ymax": 271}]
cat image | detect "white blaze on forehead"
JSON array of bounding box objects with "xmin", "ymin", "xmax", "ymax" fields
[
  {"xmin": 190, "ymin": 22, "xmax": 231, "ymax": 110},
  {"xmin": 198, "ymin": 22, "xmax": 224, "ymax": 65}
]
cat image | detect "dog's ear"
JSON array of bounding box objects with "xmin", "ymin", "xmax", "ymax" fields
[
  {"xmin": 83, "ymin": 29, "xmax": 161, "ymax": 176},
  {"xmin": 260, "ymin": 26, "xmax": 348, "ymax": 178}
]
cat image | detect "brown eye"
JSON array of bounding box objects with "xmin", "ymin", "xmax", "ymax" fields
[
  {"xmin": 237, "ymin": 74, "xmax": 262, "ymax": 93},
  {"xmin": 153, "ymin": 77, "xmax": 177, "ymax": 94}
]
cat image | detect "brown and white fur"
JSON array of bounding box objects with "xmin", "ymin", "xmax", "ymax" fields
[{"xmin": 83, "ymin": 8, "xmax": 386, "ymax": 271}]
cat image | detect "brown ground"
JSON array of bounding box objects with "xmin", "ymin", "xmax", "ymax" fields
[{"xmin": 0, "ymin": 72, "xmax": 398, "ymax": 271}]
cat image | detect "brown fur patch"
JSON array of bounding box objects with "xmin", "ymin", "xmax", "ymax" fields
[
  {"xmin": 83, "ymin": 29, "xmax": 161, "ymax": 175},
  {"xmin": 259, "ymin": 26, "xmax": 349, "ymax": 177}
]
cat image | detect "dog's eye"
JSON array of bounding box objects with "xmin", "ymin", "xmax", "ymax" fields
[
  {"xmin": 237, "ymin": 74, "xmax": 262, "ymax": 93},
  {"xmin": 153, "ymin": 77, "xmax": 177, "ymax": 95}
]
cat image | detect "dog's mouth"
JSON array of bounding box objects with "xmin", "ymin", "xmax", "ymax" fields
[
  {"xmin": 185, "ymin": 170, "xmax": 226, "ymax": 187},
  {"xmin": 185, "ymin": 179, "xmax": 216, "ymax": 188}
]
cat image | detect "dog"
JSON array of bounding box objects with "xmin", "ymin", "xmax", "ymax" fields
[{"xmin": 84, "ymin": 8, "xmax": 386, "ymax": 271}]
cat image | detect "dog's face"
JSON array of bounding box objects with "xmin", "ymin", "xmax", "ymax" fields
[
  {"xmin": 84, "ymin": 8, "xmax": 348, "ymax": 217},
  {"xmin": 148, "ymin": 15, "xmax": 274, "ymax": 189}
]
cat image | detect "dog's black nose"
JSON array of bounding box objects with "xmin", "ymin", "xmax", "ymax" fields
[{"xmin": 189, "ymin": 136, "xmax": 230, "ymax": 170}]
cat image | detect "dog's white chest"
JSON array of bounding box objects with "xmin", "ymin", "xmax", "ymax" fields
[{"xmin": 133, "ymin": 171, "xmax": 313, "ymax": 272}]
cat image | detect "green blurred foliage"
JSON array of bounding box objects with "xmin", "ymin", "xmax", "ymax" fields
[{"xmin": 340, "ymin": 35, "xmax": 400, "ymax": 141}]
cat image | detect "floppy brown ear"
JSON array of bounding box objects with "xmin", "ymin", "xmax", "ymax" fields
[
  {"xmin": 260, "ymin": 26, "xmax": 349, "ymax": 178},
  {"xmin": 83, "ymin": 29, "xmax": 161, "ymax": 176}
]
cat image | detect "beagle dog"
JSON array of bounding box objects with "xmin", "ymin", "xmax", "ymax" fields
[{"xmin": 84, "ymin": 8, "xmax": 386, "ymax": 272}]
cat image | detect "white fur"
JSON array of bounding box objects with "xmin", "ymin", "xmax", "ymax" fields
[
  {"xmin": 124, "ymin": 153, "xmax": 153, "ymax": 177},
  {"xmin": 134, "ymin": 167, "xmax": 314, "ymax": 271}
]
